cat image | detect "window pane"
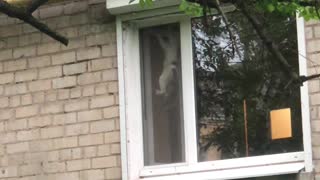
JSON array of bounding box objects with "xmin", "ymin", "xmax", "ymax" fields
[
  {"xmin": 140, "ymin": 24, "xmax": 185, "ymax": 165},
  {"xmin": 193, "ymin": 12, "xmax": 303, "ymax": 161}
]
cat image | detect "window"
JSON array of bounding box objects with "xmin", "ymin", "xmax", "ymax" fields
[{"xmin": 115, "ymin": 4, "xmax": 312, "ymax": 180}]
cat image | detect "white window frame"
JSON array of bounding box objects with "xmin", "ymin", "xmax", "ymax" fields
[{"xmin": 115, "ymin": 5, "xmax": 313, "ymax": 180}]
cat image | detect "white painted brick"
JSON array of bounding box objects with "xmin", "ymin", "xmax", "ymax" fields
[
  {"xmin": 67, "ymin": 159, "xmax": 91, "ymax": 171},
  {"xmin": 52, "ymin": 51, "xmax": 76, "ymax": 65},
  {"xmin": 63, "ymin": 62, "xmax": 87, "ymax": 75},
  {"xmin": 15, "ymin": 69, "xmax": 37, "ymax": 82},
  {"xmin": 16, "ymin": 105, "xmax": 39, "ymax": 118},
  {"xmin": 53, "ymin": 76, "xmax": 76, "ymax": 89},
  {"xmin": 77, "ymin": 47, "xmax": 100, "ymax": 61},
  {"xmin": 79, "ymin": 134, "xmax": 103, "ymax": 146},
  {"xmin": 39, "ymin": 66, "xmax": 62, "ymax": 79},
  {"xmin": 78, "ymin": 109, "xmax": 102, "ymax": 122}
]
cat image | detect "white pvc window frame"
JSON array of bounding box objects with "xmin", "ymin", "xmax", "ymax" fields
[{"xmin": 116, "ymin": 7, "xmax": 313, "ymax": 180}]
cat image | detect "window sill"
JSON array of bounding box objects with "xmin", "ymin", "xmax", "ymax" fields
[{"xmin": 141, "ymin": 152, "xmax": 304, "ymax": 179}]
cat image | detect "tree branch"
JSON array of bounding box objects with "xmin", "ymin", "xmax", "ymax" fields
[{"xmin": 0, "ymin": 0, "xmax": 68, "ymax": 45}]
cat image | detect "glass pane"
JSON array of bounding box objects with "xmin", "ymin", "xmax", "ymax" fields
[
  {"xmin": 193, "ymin": 12, "xmax": 303, "ymax": 161},
  {"xmin": 140, "ymin": 23, "xmax": 185, "ymax": 166}
]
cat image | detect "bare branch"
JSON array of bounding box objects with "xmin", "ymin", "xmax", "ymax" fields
[{"xmin": 0, "ymin": 0, "xmax": 68, "ymax": 45}]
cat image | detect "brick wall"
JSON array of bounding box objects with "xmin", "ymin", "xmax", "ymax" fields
[
  {"xmin": 0, "ymin": 0, "xmax": 121, "ymax": 179},
  {"xmin": 306, "ymin": 20, "xmax": 320, "ymax": 180}
]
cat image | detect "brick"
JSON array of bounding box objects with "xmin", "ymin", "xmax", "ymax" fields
[
  {"xmin": 70, "ymin": 13, "xmax": 89, "ymax": 25},
  {"xmin": 77, "ymin": 47, "xmax": 100, "ymax": 61},
  {"xmin": 61, "ymin": 38, "xmax": 86, "ymax": 51},
  {"xmin": 65, "ymin": 99, "xmax": 89, "ymax": 112},
  {"xmin": 70, "ymin": 88, "xmax": 81, "ymax": 98},
  {"xmin": 0, "ymin": 97, "xmax": 8, "ymax": 108},
  {"xmin": 111, "ymin": 144, "xmax": 120, "ymax": 154},
  {"xmin": 53, "ymin": 112, "xmax": 77, "ymax": 125},
  {"xmin": 41, "ymin": 126, "xmax": 64, "ymax": 138},
  {"xmin": 83, "ymin": 146, "xmax": 97, "ymax": 158},
  {"xmin": 7, "ymin": 142, "xmax": 29, "ymax": 154},
  {"xmin": 102, "ymin": 69, "xmax": 117, "ymax": 81},
  {"xmin": 28, "ymin": 116, "xmax": 51, "ymax": 128},
  {"xmin": 0, "ymin": 49, "xmax": 12, "ymax": 61},
  {"xmin": 90, "ymin": 95, "xmax": 114, "ymax": 108},
  {"xmin": 5, "ymin": 83, "xmax": 27, "ymax": 95},
  {"xmin": 95, "ymin": 84, "xmax": 107, "ymax": 95},
  {"xmin": 53, "ymin": 137, "xmax": 78, "ymax": 149},
  {"xmin": 92, "ymin": 156, "xmax": 117, "ymax": 168},
  {"xmin": 16, "ymin": 105, "xmax": 39, "ymax": 118},
  {"xmin": 33, "ymin": 92, "xmax": 45, "ymax": 103},
  {"xmin": 43, "ymin": 162, "xmax": 66, "ymax": 173},
  {"xmin": 97, "ymin": 145, "xmax": 110, "ymax": 156},
  {"xmin": 19, "ymin": 163, "xmax": 42, "ymax": 176},
  {"xmin": 79, "ymin": 133, "xmax": 103, "ymax": 146},
  {"xmin": 108, "ymin": 82, "xmax": 118, "ymax": 92},
  {"xmin": 305, "ymin": 26, "xmax": 313, "ymax": 39},
  {"xmin": 67, "ymin": 159, "xmax": 91, "ymax": 171},
  {"xmin": 312, "ymin": 120, "xmax": 320, "ymax": 132},
  {"xmin": 66, "ymin": 123, "xmax": 89, "ymax": 136},
  {"xmin": 17, "ymin": 129, "xmax": 39, "ymax": 142},
  {"xmin": 313, "ymin": 134, "xmax": 320, "ymax": 146},
  {"xmin": 105, "ymin": 167, "xmax": 121, "ymax": 180},
  {"xmin": 0, "ymin": 73, "xmax": 14, "ymax": 84},
  {"xmin": 21, "ymin": 94, "xmax": 32, "ymax": 105},
  {"xmin": 19, "ymin": 33, "xmax": 41, "ymax": 46},
  {"xmin": 58, "ymin": 27, "xmax": 78, "ymax": 38},
  {"xmin": 13, "ymin": 46, "xmax": 36, "ymax": 58},
  {"xmin": 37, "ymin": 42, "xmax": 60, "ymax": 55},
  {"xmin": 63, "ymin": 62, "xmax": 87, "ymax": 75},
  {"xmin": 307, "ymin": 39, "xmax": 320, "ymax": 53},
  {"xmin": 0, "ymin": 167, "xmax": 17, "ymax": 178},
  {"xmin": 28, "ymin": 56, "xmax": 51, "ymax": 68},
  {"xmin": 50, "ymin": 172, "xmax": 79, "ymax": 180},
  {"xmin": 52, "ymin": 51, "xmax": 76, "ymax": 65},
  {"xmin": 8, "ymin": 119, "xmax": 27, "ymax": 130},
  {"xmin": 103, "ymin": 106, "xmax": 119, "ymax": 119},
  {"xmin": 78, "ymin": 109, "xmax": 102, "ymax": 122},
  {"xmin": 28, "ymin": 80, "xmax": 52, "ymax": 92},
  {"xmin": 8, "ymin": 95, "xmax": 19, "ymax": 107},
  {"xmin": 105, "ymin": 131, "xmax": 120, "ymax": 143},
  {"xmin": 90, "ymin": 120, "xmax": 115, "ymax": 133},
  {"xmin": 78, "ymin": 72, "xmax": 101, "ymax": 85},
  {"xmin": 83, "ymin": 85, "xmax": 95, "ymax": 96},
  {"xmin": 46, "ymin": 91, "xmax": 57, "ymax": 101},
  {"xmin": 58, "ymin": 89, "xmax": 70, "ymax": 100},
  {"xmin": 80, "ymin": 169, "xmax": 104, "ymax": 180},
  {"xmin": 39, "ymin": 5, "xmax": 64, "ymax": 19},
  {"xmin": 41, "ymin": 102, "xmax": 63, "ymax": 114},
  {"xmin": 64, "ymin": 1, "xmax": 88, "ymax": 15},
  {"xmin": 86, "ymin": 32, "xmax": 111, "ymax": 46},
  {"xmin": 60, "ymin": 149, "xmax": 72, "ymax": 160},
  {"xmin": 89, "ymin": 58, "xmax": 113, "ymax": 71},
  {"xmin": 102, "ymin": 44, "xmax": 116, "ymax": 57},
  {"xmin": 53, "ymin": 76, "xmax": 76, "ymax": 89},
  {"xmin": 0, "ymin": 109, "xmax": 13, "ymax": 120},
  {"xmin": 39, "ymin": 66, "xmax": 62, "ymax": 79},
  {"xmin": 15, "ymin": 69, "xmax": 37, "ymax": 82},
  {"xmin": 3, "ymin": 59, "xmax": 27, "ymax": 72},
  {"xmin": 29, "ymin": 139, "xmax": 53, "ymax": 152},
  {"xmin": 0, "ymin": 132, "xmax": 16, "ymax": 144}
]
